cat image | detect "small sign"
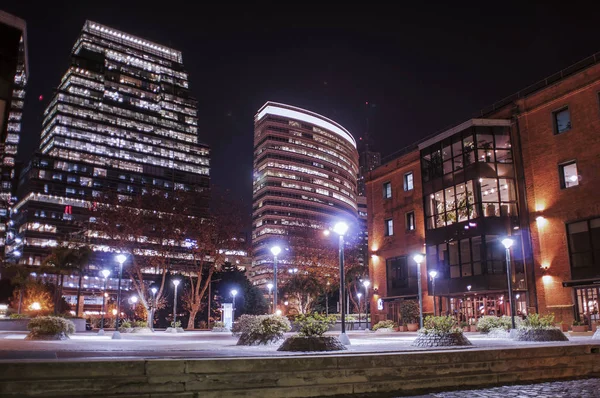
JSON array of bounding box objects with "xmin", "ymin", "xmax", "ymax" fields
[{"xmin": 377, "ymin": 298, "xmax": 384, "ymax": 311}]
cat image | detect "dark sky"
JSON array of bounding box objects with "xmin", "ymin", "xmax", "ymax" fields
[{"xmin": 4, "ymin": 1, "xmax": 600, "ymax": 214}]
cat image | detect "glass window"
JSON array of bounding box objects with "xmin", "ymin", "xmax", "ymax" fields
[
  {"xmin": 404, "ymin": 172, "xmax": 414, "ymax": 191},
  {"xmin": 387, "ymin": 257, "xmax": 408, "ymax": 289},
  {"xmin": 559, "ymin": 162, "xmax": 579, "ymax": 188},
  {"xmin": 406, "ymin": 211, "xmax": 415, "ymax": 231},
  {"xmin": 568, "ymin": 221, "xmax": 592, "ymax": 268},
  {"xmin": 460, "ymin": 239, "xmax": 472, "ymax": 277},
  {"xmin": 383, "ymin": 182, "xmax": 392, "ymax": 198},
  {"xmin": 385, "ymin": 218, "xmax": 394, "ymax": 236},
  {"xmin": 554, "ymin": 107, "xmax": 571, "ymax": 134},
  {"xmin": 486, "ymin": 236, "xmax": 506, "ymax": 274},
  {"xmin": 463, "ymin": 135, "xmax": 475, "ymax": 167},
  {"xmin": 495, "ymin": 149, "xmax": 512, "ymax": 163}
]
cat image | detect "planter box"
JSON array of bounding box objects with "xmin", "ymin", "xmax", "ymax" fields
[
  {"xmin": 0, "ymin": 318, "xmax": 86, "ymax": 332},
  {"xmin": 462, "ymin": 326, "xmax": 470, "ymax": 332},
  {"xmin": 396, "ymin": 325, "xmax": 408, "ymax": 332},
  {"xmin": 572, "ymin": 325, "xmax": 588, "ymax": 333},
  {"xmin": 407, "ymin": 323, "xmax": 419, "ymax": 332}
]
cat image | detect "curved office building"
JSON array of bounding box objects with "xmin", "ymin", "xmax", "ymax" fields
[{"xmin": 251, "ymin": 102, "xmax": 359, "ymax": 286}]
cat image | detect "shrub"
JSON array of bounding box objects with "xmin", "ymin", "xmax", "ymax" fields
[
  {"xmin": 9, "ymin": 313, "xmax": 29, "ymax": 319},
  {"xmin": 399, "ymin": 300, "xmax": 420, "ymax": 325},
  {"xmin": 476, "ymin": 315, "xmax": 521, "ymax": 333},
  {"xmin": 372, "ymin": 320, "xmax": 396, "ymax": 331},
  {"xmin": 521, "ymin": 313, "xmax": 555, "ymax": 329},
  {"xmin": 213, "ymin": 321, "xmax": 225, "ymax": 328},
  {"xmin": 133, "ymin": 320, "xmax": 148, "ymax": 328},
  {"xmin": 119, "ymin": 320, "xmax": 132, "ymax": 331},
  {"xmin": 27, "ymin": 316, "xmax": 75, "ymax": 337},
  {"xmin": 295, "ymin": 313, "xmax": 336, "ymax": 337},
  {"xmin": 171, "ymin": 320, "xmax": 181, "ymax": 328},
  {"xmin": 233, "ymin": 314, "xmax": 291, "ymax": 345},
  {"xmin": 460, "ymin": 321, "xmax": 468, "ymax": 328},
  {"xmin": 421, "ymin": 316, "xmax": 460, "ymax": 334},
  {"xmin": 572, "ymin": 320, "xmax": 583, "ymax": 326}
]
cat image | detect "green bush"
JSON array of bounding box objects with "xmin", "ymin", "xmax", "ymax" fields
[
  {"xmin": 233, "ymin": 314, "xmax": 291, "ymax": 345},
  {"xmin": 119, "ymin": 320, "xmax": 132, "ymax": 331},
  {"xmin": 27, "ymin": 316, "xmax": 75, "ymax": 337},
  {"xmin": 213, "ymin": 321, "xmax": 225, "ymax": 328},
  {"xmin": 171, "ymin": 320, "xmax": 181, "ymax": 328},
  {"xmin": 372, "ymin": 320, "xmax": 396, "ymax": 331},
  {"xmin": 476, "ymin": 315, "xmax": 521, "ymax": 333},
  {"xmin": 422, "ymin": 316, "xmax": 460, "ymax": 334},
  {"xmin": 399, "ymin": 300, "xmax": 420, "ymax": 325},
  {"xmin": 9, "ymin": 313, "xmax": 29, "ymax": 319},
  {"xmin": 133, "ymin": 320, "xmax": 148, "ymax": 328},
  {"xmin": 460, "ymin": 321, "xmax": 469, "ymax": 328},
  {"xmin": 522, "ymin": 313, "xmax": 555, "ymax": 329},
  {"xmin": 295, "ymin": 313, "xmax": 336, "ymax": 337}
]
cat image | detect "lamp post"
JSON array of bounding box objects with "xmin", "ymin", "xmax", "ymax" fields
[
  {"xmin": 231, "ymin": 289, "xmax": 238, "ymax": 322},
  {"xmin": 270, "ymin": 246, "xmax": 281, "ymax": 315},
  {"xmin": 413, "ymin": 254, "xmax": 425, "ymax": 329},
  {"xmin": 98, "ymin": 269, "xmax": 110, "ymax": 336},
  {"xmin": 112, "ymin": 253, "xmax": 127, "ymax": 340},
  {"xmin": 150, "ymin": 287, "xmax": 157, "ymax": 331},
  {"xmin": 357, "ymin": 293, "xmax": 362, "ymax": 329},
  {"xmin": 501, "ymin": 238, "xmax": 516, "ymax": 330},
  {"xmin": 172, "ymin": 279, "xmax": 180, "ymax": 328},
  {"xmin": 267, "ymin": 283, "xmax": 273, "ymax": 314},
  {"xmin": 363, "ymin": 280, "xmax": 370, "ymax": 329},
  {"xmin": 429, "ymin": 270, "xmax": 438, "ymax": 316},
  {"xmin": 333, "ymin": 221, "xmax": 350, "ymax": 345}
]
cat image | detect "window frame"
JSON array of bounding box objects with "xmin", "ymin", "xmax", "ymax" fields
[
  {"xmin": 552, "ymin": 106, "xmax": 571, "ymax": 135},
  {"xmin": 558, "ymin": 160, "xmax": 579, "ymax": 189},
  {"xmin": 404, "ymin": 172, "xmax": 414, "ymax": 191},
  {"xmin": 384, "ymin": 218, "xmax": 394, "ymax": 236},
  {"xmin": 383, "ymin": 181, "xmax": 392, "ymax": 199}
]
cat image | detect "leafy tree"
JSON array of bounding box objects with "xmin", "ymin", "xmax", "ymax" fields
[{"xmin": 212, "ymin": 267, "xmax": 268, "ymax": 317}]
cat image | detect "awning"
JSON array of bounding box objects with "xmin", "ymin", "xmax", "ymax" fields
[{"xmin": 562, "ymin": 278, "xmax": 600, "ymax": 288}]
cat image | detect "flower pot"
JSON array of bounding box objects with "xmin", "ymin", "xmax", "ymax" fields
[
  {"xmin": 407, "ymin": 323, "xmax": 419, "ymax": 332},
  {"xmin": 397, "ymin": 325, "xmax": 408, "ymax": 332},
  {"xmin": 469, "ymin": 325, "xmax": 478, "ymax": 332},
  {"xmin": 572, "ymin": 325, "xmax": 588, "ymax": 333},
  {"xmin": 555, "ymin": 323, "xmax": 569, "ymax": 332}
]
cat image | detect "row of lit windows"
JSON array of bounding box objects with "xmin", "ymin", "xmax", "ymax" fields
[{"xmin": 256, "ymin": 170, "xmax": 353, "ymax": 198}]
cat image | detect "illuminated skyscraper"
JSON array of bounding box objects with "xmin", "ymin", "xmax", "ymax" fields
[
  {"xmin": 0, "ymin": 10, "xmax": 28, "ymax": 252},
  {"xmin": 9, "ymin": 21, "xmax": 210, "ymax": 269},
  {"xmin": 251, "ymin": 102, "xmax": 359, "ymax": 286}
]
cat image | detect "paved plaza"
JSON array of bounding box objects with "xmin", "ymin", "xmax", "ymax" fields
[
  {"xmin": 406, "ymin": 378, "xmax": 600, "ymax": 397},
  {"xmin": 0, "ymin": 329, "xmax": 596, "ymax": 361}
]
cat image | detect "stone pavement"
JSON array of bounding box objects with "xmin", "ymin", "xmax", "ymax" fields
[{"xmin": 406, "ymin": 378, "xmax": 600, "ymax": 398}]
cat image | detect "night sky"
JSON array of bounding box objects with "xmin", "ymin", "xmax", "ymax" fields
[{"xmin": 4, "ymin": 1, "xmax": 600, "ymax": 215}]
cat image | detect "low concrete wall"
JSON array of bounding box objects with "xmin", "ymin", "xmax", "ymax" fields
[
  {"xmin": 0, "ymin": 344, "xmax": 598, "ymax": 397},
  {"xmin": 0, "ymin": 318, "xmax": 86, "ymax": 333}
]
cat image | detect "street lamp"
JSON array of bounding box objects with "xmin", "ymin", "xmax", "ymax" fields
[
  {"xmin": 112, "ymin": 253, "xmax": 127, "ymax": 340},
  {"xmin": 413, "ymin": 254, "xmax": 425, "ymax": 329},
  {"xmin": 150, "ymin": 287, "xmax": 157, "ymax": 331},
  {"xmin": 172, "ymin": 279, "xmax": 180, "ymax": 328},
  {"xmin": 270, "ymin": 246, "xmax": 281, "ymax": 315},
  {"xmin": 429, "ymin": 270, "xmax": 438, "ymax": 316},
  {"xmin": 98, "ymin": 269, "xmax": 111, "ymax": 336},
  {"xmin": 357, "ymin": 293, "xmax": 362, "ymax": 329},
  {"xmin": 363, "ymin": 280, "xmax": 370, "ymax": 329},
  {"xmin": 333, "ymin": 221, "xmax": 350, "ymax": 345},
  {"xmin": 231, "ymin": 289, "xmax": 238, "ymax": 322},
  {"xmin": 267, "ymin": 283, "xmax": 274, "ymax": 314},
  {"xmin": 502, "ymin": 237, "xmax": 517, "ymax": 330}
]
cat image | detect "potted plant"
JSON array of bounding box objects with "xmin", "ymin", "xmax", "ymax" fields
[
  {"xmin": 396, "ymin": 322, "xmax": 408, "ymax": 332},
  {"xmin": 572, "ymin": 320, "xmax": 588, "ymax": 333},
  {"xmin": 460, "ymin": 321, "xmax": 469, "ymax": 332},
  {"xmin": 400, "ymin": 300, "xmax": 420, "ymax": 332}
]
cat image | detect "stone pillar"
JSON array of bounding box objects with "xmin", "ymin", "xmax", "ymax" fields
[{"xmin": 77, "ymin": 295, "xmax": 85, "ymax": 317}]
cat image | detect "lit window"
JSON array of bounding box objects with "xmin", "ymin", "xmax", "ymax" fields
[
  {"xmin": 385, "ymin": 218, "xmax": 394, "ymax": 236},
  {"xmin": 404, "ymin": 172, "xmax": 414, "ymax": 191},
  {"xmin": 559, "ymin": 161, "xmax": 579, "ymax": 188},
  {"xmin": 553, "ymin": 107, "xmax": 571, "ymax": 134},
  {"xmin": 406, "ymin": 211, "xmax": 415, "ymax": 231},
  {"xmin": 383, "ymin": 182, "xmax": 392, "ymax": 199}
]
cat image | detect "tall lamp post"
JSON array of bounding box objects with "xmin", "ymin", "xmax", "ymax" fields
[
  {"xmin": 363, "ymin": 280, "xmax": 370, "ymax": 329},
  {"xmin": 357, "ymin": 293, "xmax": 362, "ymax": 329},
  {"xmin": 501, "ymin": 238, "xmax": 516, "ymax": 330},
  {"xmin": 333, "ymin": 221, "xmax": 350, "ymax": 345},
  {"xmin": 98, "ymin": 269, "xmax": 111, "ymax": 336},
  {"xmin": 413, "ymin": 254, "xmax": 425, "ymax": 329},
  {"xmin": 112, "ymin": 254, "xmax": 127, "ymax": 340},
  {"xmin": 267, "ymin": 283, "xmax": 273, "ymax": 314},
  {"xmin": 150, "ymin": 287, "xmax": 157, "ymax": 331},
  {"xmin": 231, "ymin": 289, "xmax": 238, "ymax": 322},
  {"xmin": 270, "ymin": 246, "xmax": 281, "ymax": 315},
  {"xmin": 172, "ymin": 279, "xmax": 180, "ymax": 328},
  {"xmin": 429, "ymin": 270, "xmax": 438, "ymax": 316}
]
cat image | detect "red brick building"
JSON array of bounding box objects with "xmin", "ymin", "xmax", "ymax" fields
[{"xmin": 367, "ymin": 53, "xmax": 600, "ymax": 327}]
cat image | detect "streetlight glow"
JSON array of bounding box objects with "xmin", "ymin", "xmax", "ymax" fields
[
  {"xmin": 172, "ymin": 279, "xmax": 180, "ymax": 287},
  {"xmin": 131, "ymin": 296, "xmax": 138, "ymax": 303},
  {"xmin": 413, "ymin": 254, "xmax": 424, "ymax": 264},
  {"xmin": 333, "ymin": 221, "xmax": 349, "ymax": 236},
  {"xmin": 429, "ymin": 270, "xmax": 438, "ymax": 279},
  {"xmin": 270, "ymin": 246, "xmax": 281, "ymax": 256},
  {"xmin": 357, "ymin": 293, "xmax": 362, "ymax": 298},
  {"xmin": 363, "ymin": 280, "xmax": 370, "ymax": 288},
  {"xmin": 30, "ymin": 302, "xmax": 41, "ymax": 311},
  {"xmin": 115, "ymin": 254, "xmax": 127, "ymax": 265},
  {"xmin": 501, "ymin": 238, "xmax": 514, "ymax": 249},
  {"xmin": 231, "ymin": 289, "xmax": 238, "ymax": 297},
  {"xmin": 267, "ymin": 283, "xmax": 273, "ymax": 290},
  {"xmin": 101, "ymin": 269, "xmax": 111, "ymax": 279},
  {"xmin": 323, "ymin": 230, "xmax": 330, "ymax": 236},
  {"xmin": 151, "ymin": 287, "xmax": 157, "ymax": 295}
]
